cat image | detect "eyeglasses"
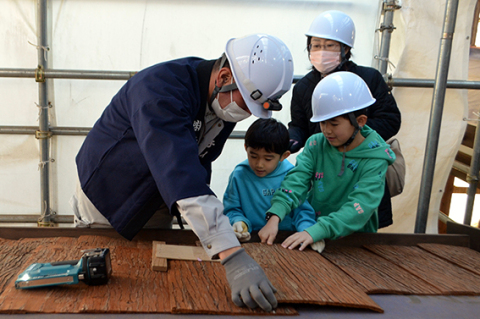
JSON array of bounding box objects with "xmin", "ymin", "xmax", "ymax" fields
[{"xmin": 309, "ymin": 43, "xmax": 340, "ymax": 52}]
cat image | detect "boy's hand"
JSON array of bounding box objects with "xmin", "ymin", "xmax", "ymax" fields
[
  {"xmin": 259, "ymin": 215, "xmax": 280, "ymax": 245},
  {"xmin": 281, "ymin": 231, "xmax": 313, "ymax": 251},
  {"xmin": 233, "ymin": 221, "xmax": 251, "ymax": 242}
]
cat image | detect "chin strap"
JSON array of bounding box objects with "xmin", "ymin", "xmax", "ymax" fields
[{"xmin": 338, "ymin": 113, "xmax": 360, "ymax": 177}]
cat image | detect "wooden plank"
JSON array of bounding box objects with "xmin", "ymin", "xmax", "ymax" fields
[
  {"xmin": 152, "ymin": 241, "xmax": 168, "ymax": 272},
  {"xmin": 417, "ymin": 243, "xmax": 480, "ymax": 276},
  {"xmin": 364, "ymin": 245, "xmax": 480, "ymax": 295},
  {"xmin": 167, "ymin": 259, "xmax": 297, "ymax": 315},
  {"xmin": 244, "ymin": 243, "xmax": 383, "ymax": 313},
  {"xmin": 322, "ymin": 247, "xmax": 442, "ymax": 295},
  {"xmin": 155, "ymin": 243, "xmax": 218, "ymax": 262}
]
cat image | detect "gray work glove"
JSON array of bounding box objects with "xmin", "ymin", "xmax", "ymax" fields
[{"xmin": 221, "ymin": 248, "xmax": 277, "ymax": 312}]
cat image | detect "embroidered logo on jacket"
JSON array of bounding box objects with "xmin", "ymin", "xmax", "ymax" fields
[
  {"xmin": 193, "ymin": 120, "xmax": 202, "ymax": 132},
  {"xmin": 347, "ymin": 160, "xmax": 358, "ymax": 172},
  {"xmin": 263, "ymin": 189, "xmax": 275, "ymax": 196},
  {"xmin": 354, "ymin": 203, "xmax": 364, "ymax": 214},
  {"xmin": 368, "ymin": 141, "xmax": 380, "ymax": 149}
]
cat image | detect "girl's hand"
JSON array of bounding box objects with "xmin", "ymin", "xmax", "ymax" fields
[{"xmin": 281, "ymin": 231, "xmax": 313, "ymax": 251}]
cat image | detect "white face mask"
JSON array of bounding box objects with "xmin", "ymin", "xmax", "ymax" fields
[
  {"xmin": 310, "ymin": 51, "xmax": 341, "ymax": 74},
  {"xmin": 211, "ymin": 80, "xmax": 251, "ymax": 123}
]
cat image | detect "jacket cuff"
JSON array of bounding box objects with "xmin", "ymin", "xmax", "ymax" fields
[{"xmin": 305, "ymin": 223, "xmax": 326, "ymax": 242}]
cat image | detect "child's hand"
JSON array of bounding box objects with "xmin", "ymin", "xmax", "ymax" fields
[
  {"xmin": 259, "ymin": 215, "xmax": 280, "ymax": 245},
  {"xmin": 232, "ymin": 221, "xmax": 251, "ymax": 242},
  {"xmin": 281, "ymin": 231, "xmax": 313, "ymax": 251}
]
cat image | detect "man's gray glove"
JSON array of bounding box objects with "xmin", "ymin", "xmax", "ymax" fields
[{"xmin": 221, "ymin": 248, "xmax": 277, "ymax": 312}]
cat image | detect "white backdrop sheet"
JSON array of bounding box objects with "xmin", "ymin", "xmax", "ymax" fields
[{"xmin": 0, "ymin": 0, "xmax": 475, "ymax": 233}]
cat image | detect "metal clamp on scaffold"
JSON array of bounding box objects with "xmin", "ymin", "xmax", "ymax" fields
[
  {"xmin": 35, "ymin": 65, "xmax": 46, "ymax": 83},
  {"xmin": 35, "ymin": 130, "xmax": 53, "ymax": 139}
]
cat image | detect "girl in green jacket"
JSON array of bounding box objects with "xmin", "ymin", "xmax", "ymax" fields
[{"xmin": 260, "ymin": 72, "xmax": 396, "ymax": 253}]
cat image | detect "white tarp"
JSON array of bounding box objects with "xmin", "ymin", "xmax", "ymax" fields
[{"xmin": 0, "ymin": 0, "xmax": 476, "ymax": 233}]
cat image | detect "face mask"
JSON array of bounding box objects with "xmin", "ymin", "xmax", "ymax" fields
[
  {"xmin": 211, "ymin": 80, "xmax": 251, "ymax": 123},
  {"xmin": 309, "ymin": 51, "xmax": 341, "ymax": 74}
]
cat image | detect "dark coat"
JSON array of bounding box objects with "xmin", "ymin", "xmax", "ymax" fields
[{"xmin": 76, "ymin": 58, "xmax": 235, "ymax": 239}]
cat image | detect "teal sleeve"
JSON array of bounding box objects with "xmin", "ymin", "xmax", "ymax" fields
[
  {"xmin": 223, "ymin": 172, "xmax": 252, "ymax": 231},
  {"xmin": 305, "ymin": 160, "xmax": 387, "ymax": 242},
  {"xmin": 292, "ymin": 200, "xmax": 317, "ymax": 232},
  {"xmin": 269, "ymin": 144, "xmax": 315, "ymax": 220}
]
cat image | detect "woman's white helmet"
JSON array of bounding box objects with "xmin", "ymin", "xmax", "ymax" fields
[
  {"xmin": 306, "ymin": 10, "xmax": 355, "ymax": 48},
  {"xmin": 311, "ymin": 71, "xmax": 375, "ymax": 122},
  {"xmin": 225, "ymin": 33, "xmax": 294, "ymax": 118}
]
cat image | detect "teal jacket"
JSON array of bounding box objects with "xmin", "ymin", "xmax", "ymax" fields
[{"xmin": 269, "ymin": 125, "xmax": 396, "ymax": 242}]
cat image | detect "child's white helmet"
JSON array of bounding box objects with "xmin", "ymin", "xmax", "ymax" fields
[
  {"xmin": 310, "ymin": 71, "xmax": 376, "ymax": 123},
  {"xmin": 306, "ymin": 10, "xmax": 355, "ymax": 48},
  {"xmin": 225, "ymin": 33, "xmax": 294, "ymax": 119}
]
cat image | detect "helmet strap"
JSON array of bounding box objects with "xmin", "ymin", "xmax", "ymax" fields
[
  {"xmin": 343, "ymin": 112, "xmax": 360, "ymax": 146},
  {"xmin": 337, "ymin": 44, "xmax": 348, "ymax": 70},
  {"xmin": 337, "ymin": 113, "xmax": 359, "ymax": 177}
]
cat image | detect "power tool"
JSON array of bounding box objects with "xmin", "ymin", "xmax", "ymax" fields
[{"xmin": 15, "ymin": 248, "xmax": 112, "ymax": 289}]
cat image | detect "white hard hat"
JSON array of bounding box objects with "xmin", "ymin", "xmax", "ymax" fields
[
  {"xmin": 225, "ymin": 34, "xmax": 294, "ymax": 118},
  {"xmin": 310, "ymin": 71, "xmax": 376, "ymax": 122},
  {"xmin": 306, "ymin": 10, "xmax": 355, "ymax": 48}
]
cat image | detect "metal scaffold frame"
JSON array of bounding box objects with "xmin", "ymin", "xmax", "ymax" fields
[{"xmin": 0, "ymin": 0, "xmax": 479, "ymax": 230}]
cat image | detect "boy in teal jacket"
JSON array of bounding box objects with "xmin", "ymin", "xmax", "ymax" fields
[
  {"xmin": 260, "ymin": 72, "xmax": 396, "ymax": 252},
  {"xmin": 223, "ymin": 118, "xmax": 316, "ymax": 242}
]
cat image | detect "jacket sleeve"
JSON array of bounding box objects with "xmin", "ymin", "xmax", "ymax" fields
[
  {"xmin": 291, "ymin": 200, "xmax": 317, "ymax": 232},
  {"xmin": 223, "ymin": 171, "xmax": 252, "ymax": 231},
  {"xmin": 288, "ymin": 82, "xmax": 310, "ymax": 148},
  {"xmin": 305, "ymin": 160, "xmax": 388, "ymax": 242},
  {"xmin": 177, "ymin": 195, "xmax": 240, "ymax": 259},
  {"xmin": 365, "ymin": 70, "xmax": 401, "ymax": 140},
  {"xmin": 269, "ymin": 142, "xmax": 316, "ymax": 220}
]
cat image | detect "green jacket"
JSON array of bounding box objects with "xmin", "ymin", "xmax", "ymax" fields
[{"xmin": 269, "ymin": 125, "xmax": 396, "ymax": 242}]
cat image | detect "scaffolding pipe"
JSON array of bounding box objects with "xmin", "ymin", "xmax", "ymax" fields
[
  {"xmin": 36, "ymin": 0, "xmax": 53, "ymax": 226},
  {"xmin": 464, "ymin": 124, "xmax": 480, "ymax": 225},
  {"xmin": 389, "ymin": 78, "xmax": 480, "ymax": 89},
  {"xmin": 415, "ymin": 0, "xmax": 459, "ymax": 234},
  {"xmin": 0, "ymin": 68, "xmax": 136, "ymax": 80},
  {"xmin": 377, "ymin": 0, "xmax": 398, "ymax": 75}
]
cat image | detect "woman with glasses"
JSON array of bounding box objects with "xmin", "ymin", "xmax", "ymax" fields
[{"xmin": 287, "ymin": 10, "xmax": 401, "ymax": 229}]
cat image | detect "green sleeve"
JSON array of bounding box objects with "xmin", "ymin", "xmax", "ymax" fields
[{"xmin": 269, "ymin": 137, "xmax": 316, "ymax": 220}]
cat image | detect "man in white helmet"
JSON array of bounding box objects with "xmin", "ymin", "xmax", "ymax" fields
[
  {"xmin": 287, "ymin": 10, "xmax": 401, "ymax": 229},
  {"xmin": 71, "ymin": 34, "xmax": 294, "ymax": 312}
]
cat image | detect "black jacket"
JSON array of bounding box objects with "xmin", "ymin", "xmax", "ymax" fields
[{"xmin": 288, "ymin": 61, "xmax": 401, "ymax": 148}]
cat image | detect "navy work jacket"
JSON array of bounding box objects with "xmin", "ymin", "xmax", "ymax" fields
[{"xmin": 76, "ymin": 58, "xmax": 235, "ymax": 239}]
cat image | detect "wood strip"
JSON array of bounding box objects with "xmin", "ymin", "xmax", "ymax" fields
[
  {"xmin": 167, "ymin": 259, "xmax": 297, "ymax": 315},
  {"xmin": 364, "ymin": 245, "xmax": 480, "ymax": 295},
  {"xmin": 417, "ymin": 243, "xmax": 480, "ymax": 276},
  {"xmin": 322, "ymin": 246, "xmax": 442, "ymax": 295},
  {"xmin": 152, "ymin": 241, "xmax": 168, "ymax": 272},
  {"xmin": 243, "ymin": 243, "xmax": 383, "ymax": 313},
  {"xmin": 155, "ymin": 243, "xmax": 217, "ymax": 262}
]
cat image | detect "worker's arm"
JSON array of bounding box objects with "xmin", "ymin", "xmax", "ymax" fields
[{"xmin": 177, "ymin": 195, "xmax": 277, "ymax": 312}]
